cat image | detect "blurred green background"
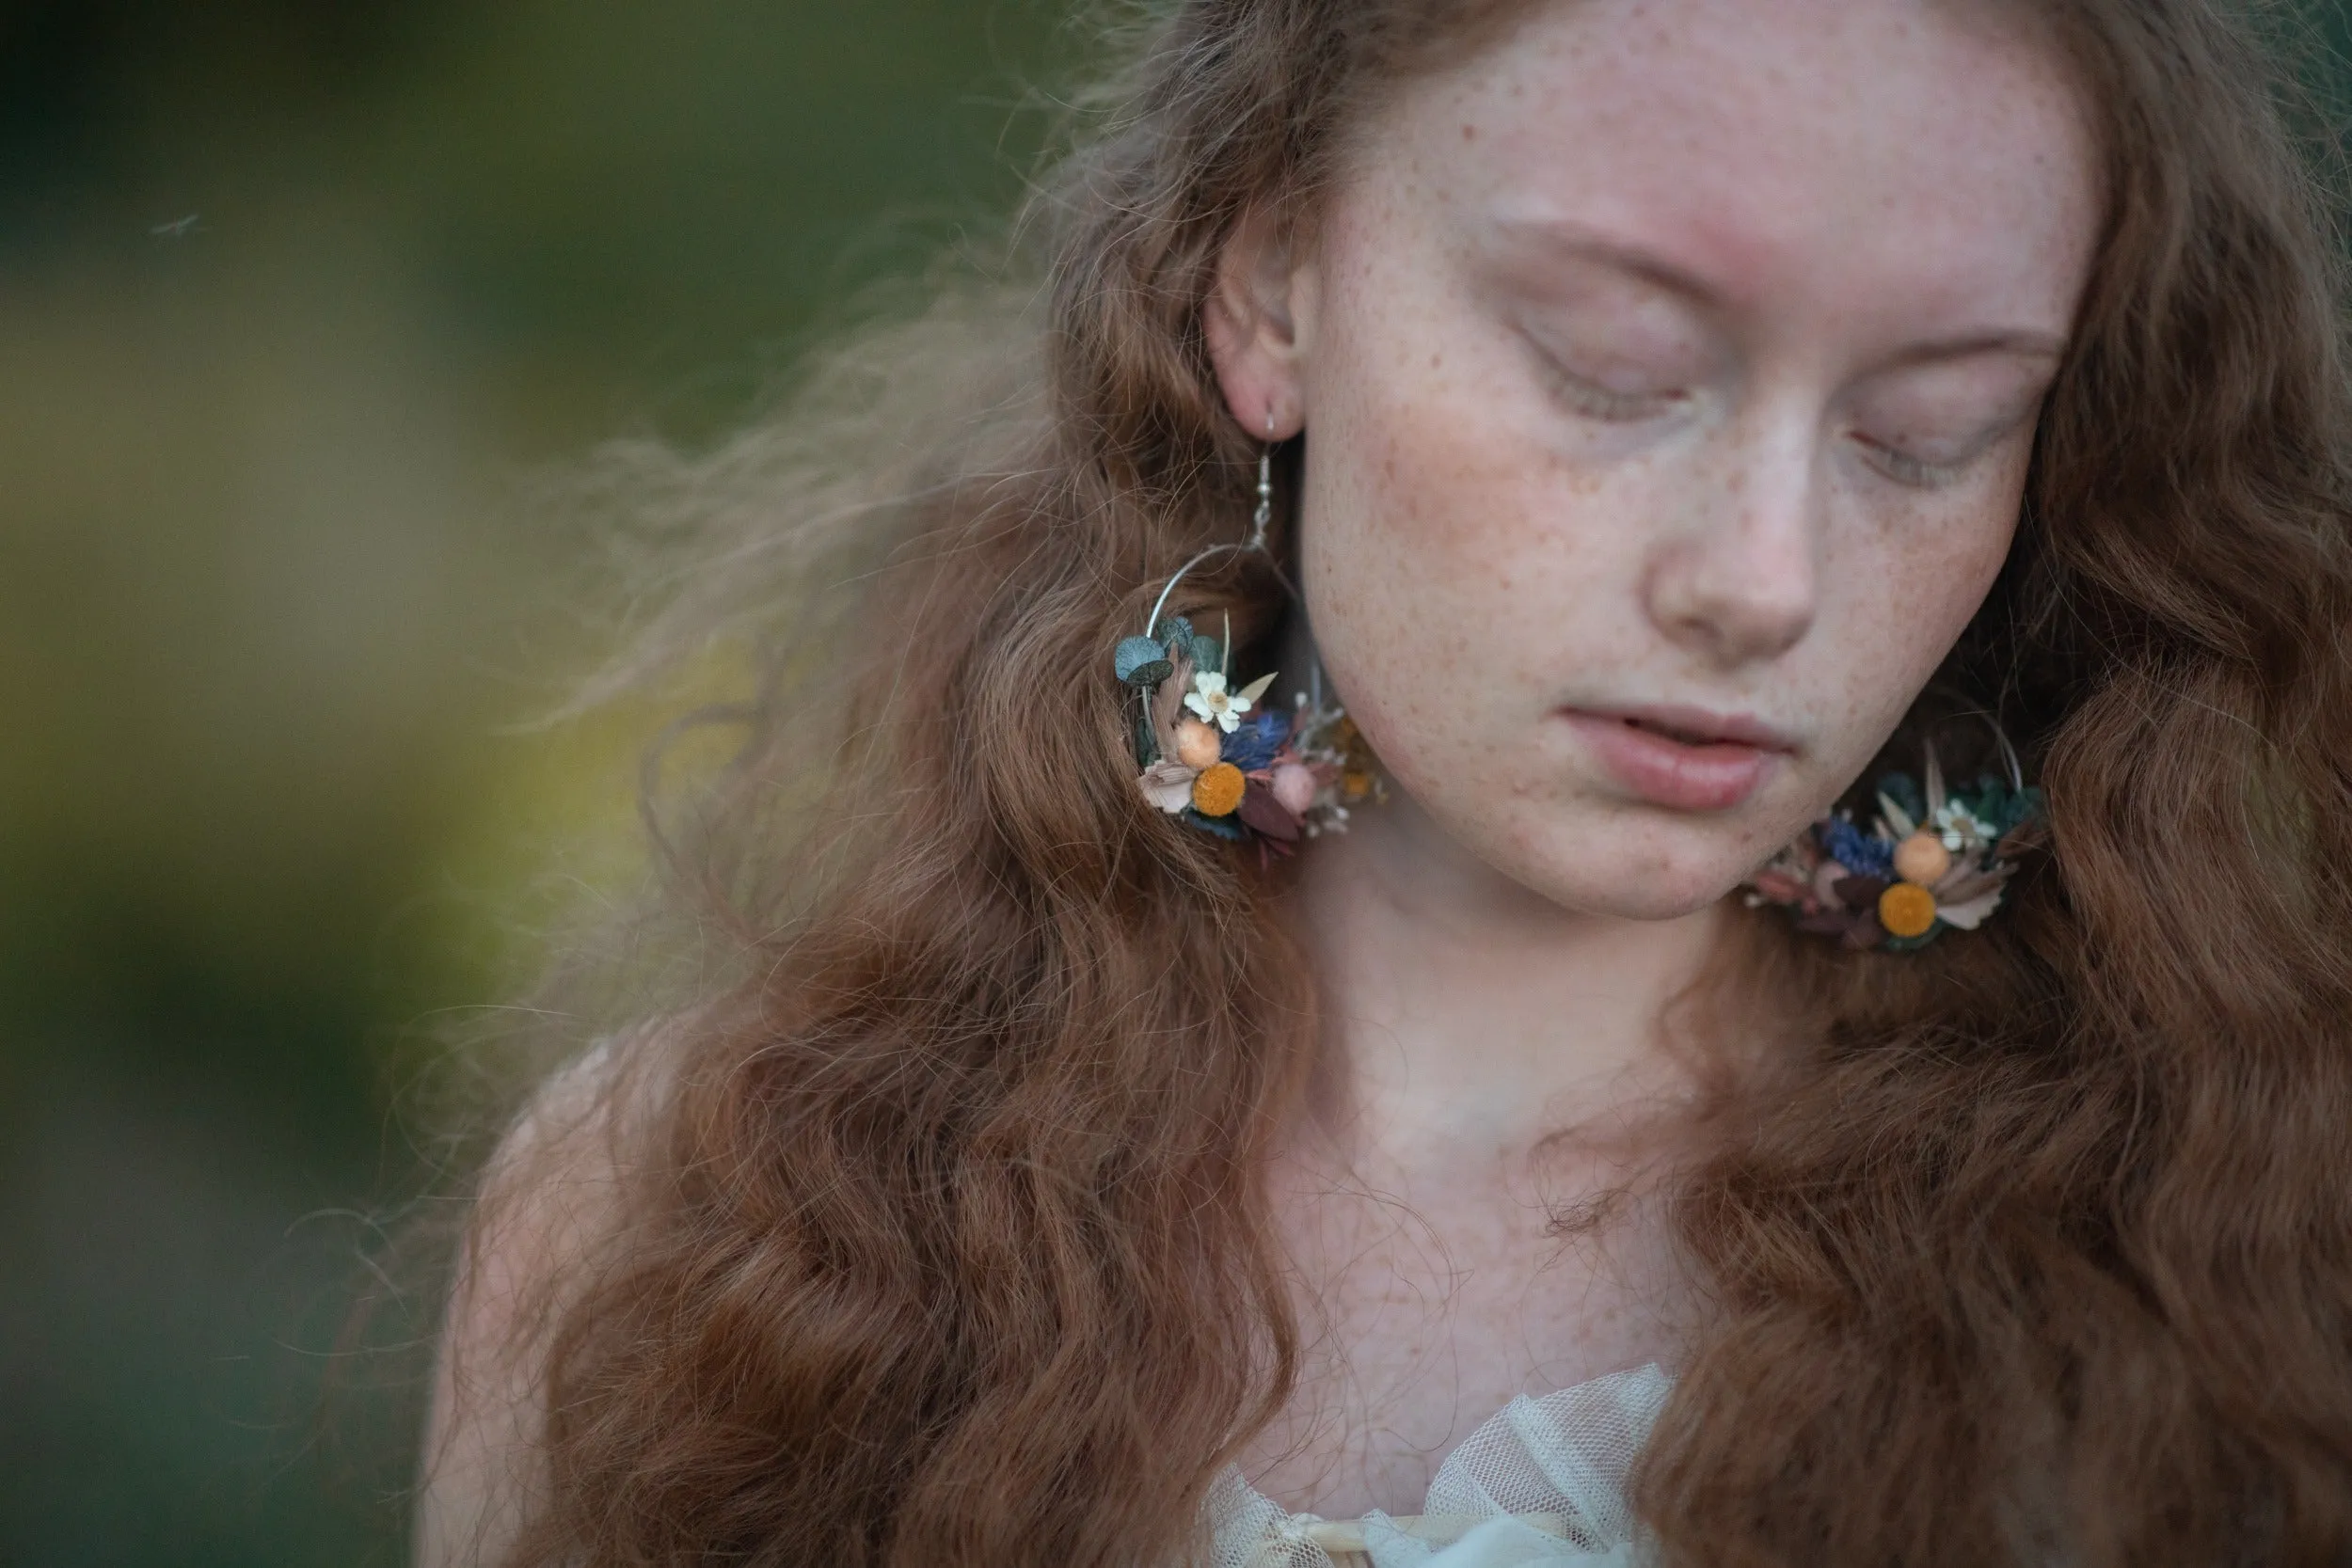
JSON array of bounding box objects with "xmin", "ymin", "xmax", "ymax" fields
[
  {"xmin": 8, "ymin": 2, "xmax": 2352, "ymax": 1565},
  {"xmin": 0, "ymin": 2, "xmax": 1068, "ymax": 1561}
]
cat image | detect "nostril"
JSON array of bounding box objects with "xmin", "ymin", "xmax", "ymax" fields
[
  {"xmin": 1641, "ymin": 479, "xmax": 1823, "ymax": 665},
  {"xmin": 1661, "ymin": 576, "xmax": 1816, "ymax": 666}
]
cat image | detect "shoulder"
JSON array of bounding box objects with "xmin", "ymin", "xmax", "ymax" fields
[{"xmin": 412, "ymin": 1026, "xmax": 677, "ymax": 1567}]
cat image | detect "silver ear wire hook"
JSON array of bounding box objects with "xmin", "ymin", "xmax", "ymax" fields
[{"xmin": 1248, "ymin": 423, "xmax": 1274, "ymax": 552}]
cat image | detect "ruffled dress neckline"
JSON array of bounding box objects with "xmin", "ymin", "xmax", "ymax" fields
[{"xmin": 1207, "ymin": 1365, "xmax": 1672, "ymax": 1568}]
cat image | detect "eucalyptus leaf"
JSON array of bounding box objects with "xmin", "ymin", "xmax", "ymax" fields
[{"xmin": 1114, "ymin": 635, "xmax": 1174, "ymax": 687}]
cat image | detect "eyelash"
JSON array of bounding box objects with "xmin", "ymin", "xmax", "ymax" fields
[
  {"xmin": 1544, "ymin": 365, "xmax": 1685, "ymax": 423},
  {"xmin": 1857, "ymin": 438, "xmax": 1968, "ymax": 490},
  {"xmin": 1855, "ymin": 402, "xmax": 2042, "ymax": 491}
]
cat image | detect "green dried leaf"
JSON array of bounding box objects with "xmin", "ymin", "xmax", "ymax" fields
[{"xmin": 1115, "ymin": 635, "xmax": 1173, "ymax": 687}]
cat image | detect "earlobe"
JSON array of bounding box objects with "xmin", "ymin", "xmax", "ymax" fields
[{"xmin": 1203, "ymin": 208, "xmax": 1311, "ymax": 441}]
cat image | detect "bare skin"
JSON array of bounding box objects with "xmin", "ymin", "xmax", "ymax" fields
[{"xmin": 1206, "ymin": 0, "xmax": 2098, "ymax": 1518}]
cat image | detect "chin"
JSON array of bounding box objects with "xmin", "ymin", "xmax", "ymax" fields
[
  {"xmin": 1541, "ymin": 866, "xmax": 1745, "ymax": 922},
  {"xmin": 1470, "ymin": 810, "xmax": 1771, "ymax": 922}
]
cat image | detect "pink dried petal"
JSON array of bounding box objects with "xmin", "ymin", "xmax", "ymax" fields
[
  {"xmin": 1137, "ymin": 759, "xmax": 1197, "ymax": 814},
  {"xmin": 1237, "ymin": 777, "xmax": 1301, "ymax": 841},
  {"xmin": 1270, "ymin": 761, "xmax": 1318, "ymax": 816}
]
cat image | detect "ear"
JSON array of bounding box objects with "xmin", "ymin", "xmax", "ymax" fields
[{"xmin": 1202, "ymin": 206, "xmax": 1313, "ymax": 441}]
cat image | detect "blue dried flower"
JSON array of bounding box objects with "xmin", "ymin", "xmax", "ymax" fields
[
  {"xmin": 1221, "ymin": 707, "xmax": 1290, "ymax": 771},
  {"xmin": 1820, "ymin": 817, "xmax": 1895, "ymax": 879}
]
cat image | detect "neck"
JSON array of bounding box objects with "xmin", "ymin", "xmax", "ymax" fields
[{"xmin": 1293, "ymin": 791, "xmax": 1725, "ymax": 1166}]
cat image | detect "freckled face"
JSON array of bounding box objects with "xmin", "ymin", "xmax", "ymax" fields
[{"xmin": 1290, "ymin": 0, "xmax": 2099, "ymax": 917}]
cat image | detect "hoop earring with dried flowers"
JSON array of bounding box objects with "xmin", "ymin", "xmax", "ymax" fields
[
  {"xmin": 1741, "ymin": 715, "xmax": 2045, "ymax": 951},
  {"xmin": 1111, "ymin": 422, "xmax": 1385, "ymax": 852}
]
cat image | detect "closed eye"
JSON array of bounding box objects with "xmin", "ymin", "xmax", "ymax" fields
[
  {"xmin": 1849, "ymin": 400, "xmax": 2042, "ymax": 491},
  {"xmin": 1554, "ymin": 372, "xmax": 1686, "ymax": 422},
  {"xmin": 1851, "ymin": 434, "xmax": 1970, "ymax": 489},
  {"xmin": 1531, "ymin": 349, "xmax": 1692, "ymax": 423},
  {"xmin": 1845, "ymin": 356, "xmax": 2054, "ymax": 491}
]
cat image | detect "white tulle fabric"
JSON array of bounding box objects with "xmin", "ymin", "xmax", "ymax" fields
[{"xmin": 1207, "ymin": 1366, "xmax": 1673, "ymax": 1568}]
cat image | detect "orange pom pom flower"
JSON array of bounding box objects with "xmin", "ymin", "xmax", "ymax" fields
[
  {"xmin": 1191, "ymin": 762, "xmax": 1247, "ymax": 817},
  {"xmin": 1877, "ymin": 881, "xmax": 1938, "ymax": 940}
]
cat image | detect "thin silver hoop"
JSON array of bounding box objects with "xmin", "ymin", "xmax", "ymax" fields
[
  {"xmin": 1924, "ymin": 698, "xmax": 2027, "ymax": 795},
  {"xmin": 1145, "ymin": 414, "xmax": 1293, "ymax": 637}
]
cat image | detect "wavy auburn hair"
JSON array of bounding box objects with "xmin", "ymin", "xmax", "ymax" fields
[{"xmin": 479, "ymin": 1, "xmax": 2352, "ymax": 1563}]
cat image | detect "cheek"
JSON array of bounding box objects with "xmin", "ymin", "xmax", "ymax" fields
[
  {"xmin": 1901, "ymin": 470, "xmax": 2025, "ymax": 646},
  {"xmin": 1296, "ymin": 334, "xmax": 1549, "ymax": 756},
  {"xmin": 1297, "ymin": 418, "xmax": 1629, "ymax": 827},
  {"xmin": 1823, "ymin": 474, "xmax": 2025, "ymax": 737},
  {"xmin": 1299, "ymin": 452, "xmax": 1476, "ymax": 795}
]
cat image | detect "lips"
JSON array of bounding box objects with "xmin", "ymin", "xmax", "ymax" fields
[{"xmin": 1560, "ymin": 705, "xmax": 1793, "ymax": 812}]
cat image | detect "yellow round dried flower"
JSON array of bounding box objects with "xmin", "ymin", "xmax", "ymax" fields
[
  {"xmin": 1191, "ymin": 762, "xmax": 1247, "ymax": 817},
  {"xmin": 1877, "ymin": 881, "xmax": 1938, "ymax": 939}
]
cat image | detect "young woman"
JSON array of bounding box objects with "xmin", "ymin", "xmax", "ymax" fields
[{"xmin": 417, "ymin": 0, "xmax": 2352, "ymax": 1563}]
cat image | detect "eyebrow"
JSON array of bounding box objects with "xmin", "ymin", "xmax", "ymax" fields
[
  {"xmin": 1488, "ymin": 216, "xmax": 1723, "ymax": 309},
  {"xmin": 1486, "ymin": 215, "xmax": 2071, "ymax": 365}
]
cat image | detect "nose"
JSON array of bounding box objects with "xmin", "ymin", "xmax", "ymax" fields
[{"xmin": 1642, "ymin": 414, "xmax": 1820, "ymax": 667}]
